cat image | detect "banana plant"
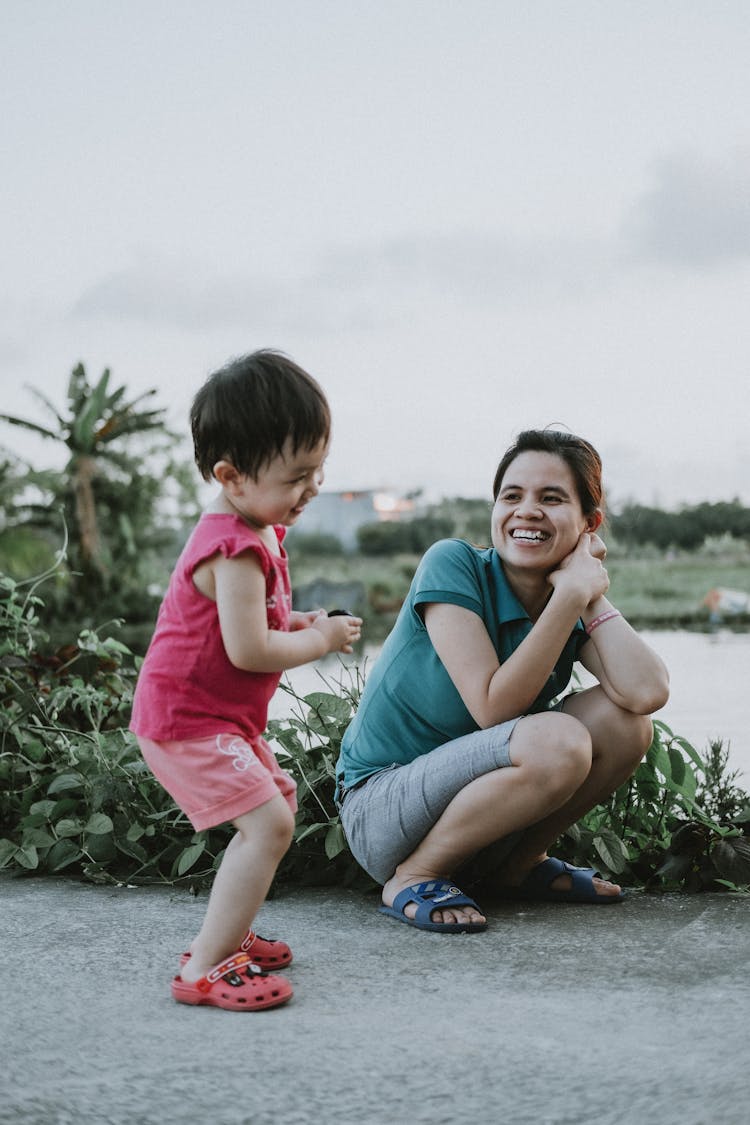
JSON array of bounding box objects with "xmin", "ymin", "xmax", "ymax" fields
[{"xmin": 1, "ymin": 364, "xmax": 170, "ymax": 581}]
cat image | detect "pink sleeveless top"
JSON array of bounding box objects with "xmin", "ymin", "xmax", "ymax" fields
[{"xmin": 130, "ymin": 514, "xmax": 291, "ymax": 743}]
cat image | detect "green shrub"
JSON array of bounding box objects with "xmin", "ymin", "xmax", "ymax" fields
[
  {"xmin": 555, "ymin": 720, "xmax": 750, "ymax": 891},
  {"xmin": 1, "ymin": 566, "xmax": 748, "ymax": 892}
]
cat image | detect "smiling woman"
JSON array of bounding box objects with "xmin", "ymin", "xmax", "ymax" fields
[{"xmin": 334, "ymin": 428, "xmax": 670, "ymax": 934}]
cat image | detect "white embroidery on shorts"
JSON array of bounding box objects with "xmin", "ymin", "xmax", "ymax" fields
[{"xmin": 216, "ymin": 735, "xmax": 259, "ymax": 773}]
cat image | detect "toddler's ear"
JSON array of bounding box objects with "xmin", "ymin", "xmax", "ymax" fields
[
  {"xmin": 586, "ymin": 509, "xmax": 604, "ymax": 533},
  {"xmin": 213, "ymin": 460, "xmax": 240, "ymax": 487}
]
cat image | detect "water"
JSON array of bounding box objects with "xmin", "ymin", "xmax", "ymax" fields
[{"xmin": 269, "ymin": 628, "xmax": 750, "ymax": 783}]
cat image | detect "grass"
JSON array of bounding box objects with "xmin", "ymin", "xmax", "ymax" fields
[
  {"xmin": 606, "ymin": 555, "xmax": 750, "ymax": 628},
  {"xmin": 291, "ymin": 546, "xmax": 750, "ymax": 634}
]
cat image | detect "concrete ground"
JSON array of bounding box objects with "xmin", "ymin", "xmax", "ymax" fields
[{"xmin": 1, "ymin": 875, "xmax": 748, "ymax": 1125}]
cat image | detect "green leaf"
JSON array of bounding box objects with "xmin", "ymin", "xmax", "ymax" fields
[
  {"xmin": 324, "ymin": 821, "xmax": 346, "ymax": 859},
  {"xmin": 294, "ymin": 822, "xmax": 326, "ymax": 843},
  {"xmin": 29, "ymin": 800, "xmax": 57, "ymax": 818},
  {"xmin": 304, "ymin": 692, "xmax": 352, "ymax": 722},
  {"xmin": 176, "ymin": 841, "xmax": 206, "ymax": 876},
  {"xmin": 46, "ymin": 838, "xmax": 83, "ymax": 872},
  {"xmin": 673, "ymin": 737, "xmax": 704, "ymax": 769},
  {"xmin": 22, "ymin": 827, "xmax": 56, "ymax": 849},
  {"xmin": 55, "ymin": 818, "xmax": 82, "ymax": 838},
  {"xmin": 592, "ymin": 831, "xmax": 628, "ymax": 875},
  {"xmin": 667, "ymin": 748, "xmax": 686, "ymax": 787},
  {"xmin": 22, "ymin": 739, "xmax": 47, "ymax": 763},
  {"xmin": 0, "ymin": 839, "xmax": 18, "ymax": 868},
  {"xmin": 85, "ymin": 812, "xmax": 114, "ymax": 834},
  {"xmin": 47, "ymin": 772, "xmax": 84, "ymax": 795},
  {"xmin": 15, "ymin": 844, "xmax": 40, "ymax": 869}
]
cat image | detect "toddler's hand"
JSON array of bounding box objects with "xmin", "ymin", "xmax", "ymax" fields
[
  {"xmin": 310, "ymin": 612, "xmax": 363, "ymax": 654},
  {"xmin": 290, "ymin": 609, "xmax": 326, "ymax": 631}
]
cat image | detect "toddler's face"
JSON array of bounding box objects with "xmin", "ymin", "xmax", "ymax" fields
[{"xmin": 226, "ymin": 438, "xmax": 328, "ymax": 529}]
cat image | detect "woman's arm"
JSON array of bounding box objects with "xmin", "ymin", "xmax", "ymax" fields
[
  {"xmin": 214, "ymin": 553, "xmax": 361, "ymax": 672},
  {"xmin": 578, "ymin": 597, "xmax": 669, "ymax": 714},
  {"xmin": 425, "ymin": 533, "xmax": 610, "ymax": 728},
  {"xmin": 425, "ymin": 583, "xmax": 590, "ymax": 728}
]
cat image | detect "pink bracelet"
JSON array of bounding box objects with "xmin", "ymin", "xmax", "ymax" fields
[{"xmin": 585, "ymin": 609, "xmax": 621, "ymax": 636}]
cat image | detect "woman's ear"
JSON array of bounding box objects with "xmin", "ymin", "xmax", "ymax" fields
[{"xmin": 586, "ymin": 509, "xmax": 604, "ymax": 533}]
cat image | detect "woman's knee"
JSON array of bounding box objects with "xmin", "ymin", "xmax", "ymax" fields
[
  {"xmin": 613, "ymin": 710, "xmax": 654, "ymax": 768},
  {"xmin": 564, "ymin": 688, "xmax": 654, "ymax": 773},
  {"xmin": 510, "ymin": 712, "xmax": 592, "ymax": 788}
]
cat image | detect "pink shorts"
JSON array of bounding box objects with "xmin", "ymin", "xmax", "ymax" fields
[{"xmin": 135, "ymin": 733, "xmax": 298, "ymax": 831}]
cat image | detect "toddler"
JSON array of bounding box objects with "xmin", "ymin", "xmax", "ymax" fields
[{"xmin": 131, "ymin": 350, "xmax": 361, "ymax": 1009}]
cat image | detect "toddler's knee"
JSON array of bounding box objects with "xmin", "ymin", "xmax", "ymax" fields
[
  {"xmin": 271, "ymin": 802, "xmax": 296, "ymax": 853},
  {"xmin": 246, "ymin": 799, "xmax": 296, "ymax": 858}
]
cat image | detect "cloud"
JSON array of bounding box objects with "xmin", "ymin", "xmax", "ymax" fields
[
  {"xmin": 72, "ymin": 149, "xmax": 750, "ymax": 337},
  {"xmin": 71, "ymin": 231, "xmax": 615, "ymax": 335},
  {"xmin": 319, "ymin": 232, "xmax": 614, "ymax": 303},
  {"xmin": 623, "ymin": 149, "xmax": 750, "ymax": 267}
]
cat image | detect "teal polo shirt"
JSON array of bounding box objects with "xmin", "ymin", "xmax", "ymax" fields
[{"xmin": 337, "ymin": 538, "xmax": 588, "ymax": 788}]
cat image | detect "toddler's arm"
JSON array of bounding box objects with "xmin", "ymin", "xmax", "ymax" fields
[{"xmin": 213, "ymin": 553, "xmax": 361, "ymax": 673}]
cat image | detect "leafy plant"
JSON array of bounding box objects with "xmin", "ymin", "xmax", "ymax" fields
[
  {"xmin": 2, "ymin": 565, "xmax": 748, "ymax": 893},
  {"xmin": 556, "ymin": 720, "xmax": 750, "ymax": 892},
  {"xmin": 0, "ymin": 364, "xmax": 200, "ymax": 629},
  {"xmin": 267, "ymin": 663, "xmax": 373, "ymax": 888}
]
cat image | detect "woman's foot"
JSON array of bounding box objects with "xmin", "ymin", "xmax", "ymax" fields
[
  {"xmin": 382, "ymin": 870, "xmax": 487, "ymax": 927},
  {"xmin": 496, "ymin": 854, "xmax": 623, "ymax": 900}
]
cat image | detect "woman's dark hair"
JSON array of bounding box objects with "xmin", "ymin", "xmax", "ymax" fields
[
  {"xmin": 190, "ymin": 349, "xmax": 331, "ymax": 481},
  {"xmin": 492, "ymin": 429, "xmax": 604, "ymax": 515}
]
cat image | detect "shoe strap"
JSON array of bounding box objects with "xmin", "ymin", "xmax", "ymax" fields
[{"xmin": 197, "ymin": 952, "xmax": 265, "ymax": 992}]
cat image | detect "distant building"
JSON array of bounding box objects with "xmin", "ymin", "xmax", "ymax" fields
[{"xmin": 290, "ymin": 489, "xmax": 416, "ymax": 550}]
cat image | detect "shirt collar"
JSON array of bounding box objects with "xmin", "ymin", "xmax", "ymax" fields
[{"xmin": 484, "ymin": 547, "xmax": 585, "ymax": 634}]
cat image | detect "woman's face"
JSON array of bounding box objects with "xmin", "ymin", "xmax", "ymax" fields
[{"xmin": 491, "ymin": 450, "xmax": 599, "ymax": 572}]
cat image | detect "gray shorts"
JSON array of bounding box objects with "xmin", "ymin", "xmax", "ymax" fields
[{"xmin": 338, "ymin": 719, "xmax": 519, "ymax": 885}]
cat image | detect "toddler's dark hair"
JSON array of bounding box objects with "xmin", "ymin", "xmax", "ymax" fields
[
  {"xmin": 492, "ymin": 429, "xmax": 604, "ymax": 515},
  {"xmin": 190, "ymin": 350, "xmax": 331, "ymax": 481}
]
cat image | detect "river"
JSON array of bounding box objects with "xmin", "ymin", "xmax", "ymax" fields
[{"xmin": 269, "ymin": 628, "xmax": 750, "ymax": 783}]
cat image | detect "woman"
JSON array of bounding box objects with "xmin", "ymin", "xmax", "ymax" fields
[{"xmin": 335, "ymin": 429, "xmax": 669, "ymax": 931}]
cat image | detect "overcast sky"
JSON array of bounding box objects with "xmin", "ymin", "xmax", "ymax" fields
[{"xmin": 2, "ymin": 1, "xmax": 749, "ymax": 510}]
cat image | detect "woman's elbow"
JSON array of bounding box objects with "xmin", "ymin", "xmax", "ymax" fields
[{"xmin": 623, "ymin": 676, "xmax": 670, "ymax": 716}]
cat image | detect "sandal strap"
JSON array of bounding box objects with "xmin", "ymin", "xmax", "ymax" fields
[
  {"xmin": 198, "ymin": 952, "xmax": 265, "ymax": 992},
  {"xmin": 392, "ymin": 880, "xmax": 481, "ymax": 924}
]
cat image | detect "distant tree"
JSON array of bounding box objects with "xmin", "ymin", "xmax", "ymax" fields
[
  {"xmin": 356, "ymin": 514, "xmax": 454, "ymax": 556},
  {"xmin": 285, "ymin": 530, "xmax": 345, "ymax": 557},
  {"xmin": 356, "ymin": 521, "xmax": 414, "ymax": 556},
  {"xmin": 0, "ymin": 363, "xmax": 199, "ymax": 624},
  {"xmin": 610, "ymin": 500, "xmax": 750, "ymax": 551},
  {"xmin": 424, "ymin": 497, "xmax": 492, "ymax": 546}
]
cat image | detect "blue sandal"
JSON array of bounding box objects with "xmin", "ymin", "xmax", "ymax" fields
[
  {"xmin": 500, "ymin": 857, "xmax": 625, "ymax": 904},
  {"xmin": 379, "ymin": 880, "xmax": 488, "ymax": 932}
]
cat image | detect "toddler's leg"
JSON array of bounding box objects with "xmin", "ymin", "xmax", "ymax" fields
[{"xmin": 180, "ymin": 794, "xmax": 295, "ymax": 984}]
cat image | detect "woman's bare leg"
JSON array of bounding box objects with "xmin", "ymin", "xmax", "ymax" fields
[
  {"xmin": 381, "ymin": 711, "xmax": 592, "ymax": 926},
  {"xmin": 495, "ymin": 686, "xmax": 653, "ymax": 897}
]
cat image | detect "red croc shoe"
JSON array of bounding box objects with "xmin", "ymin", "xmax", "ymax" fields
[
  {"xmin": 171, "ymin": 953, "xmax": 292, "ymax": 1011},
  {"xmin": 179, "ymin": 928, "xmax": 293, "ymax": 970}
]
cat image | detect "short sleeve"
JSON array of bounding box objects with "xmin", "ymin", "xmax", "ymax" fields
[{"xmin": 412, "ymin": 539, "xmax": 485, "ymax": 618}]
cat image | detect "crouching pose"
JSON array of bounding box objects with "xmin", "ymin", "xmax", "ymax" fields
[{"xmin": 335, "ymin": 429, "xmax": 669, "ymax": 931}]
